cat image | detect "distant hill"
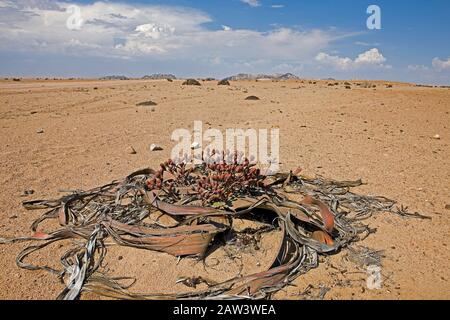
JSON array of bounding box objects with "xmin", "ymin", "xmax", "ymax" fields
[
  {"xmin": 100, "ymin": 75, "xmax": 129, "ymax": 80},
  {"xmin": 223, "ymin": 73, "xmax": 300, "ymax": 81},
  {"xmin": 276, "ymin": 73, "xmax": 300, "ymax": 80},
  {"xmin": 142, "ymin": 74, "xmax": 177, "ymax": 80}
]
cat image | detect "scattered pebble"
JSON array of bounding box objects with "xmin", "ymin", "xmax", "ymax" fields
[
  {"xmin": 21, "ymin": 189, "xmax": 35, "ymax": 197},
  {"xmin": 150, "ymin": 144, "xmax": 163, "ymax": 151},
  {"xmin": 136, "ymin": 100, "xmax": 157, "ymax": 106},
  {"xmin": 126, "ymin": 146, "xmax": 137, "ymax": 154},
  {"xmin": 432, "ymin": 134, "xmax": 440, "ymax": 140},
  {"xmin": 191, "ymin": 142, "xmax": 201, "ymax": 150},
  {"xmin": 36, "ymin": 128, "xmax": 44, "ymax": 134},
  {"xmin": 245, "ymin": 95, "xmax": 260, "ymax": 100}
]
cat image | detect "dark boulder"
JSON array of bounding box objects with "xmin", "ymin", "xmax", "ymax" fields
[
  {"xmin": 182, "ymin": 79, "xmax": 201, "ymax": 86},
  {"xmin": 218, "ymin": 79, "xmax": 230, "ymax": 86}
]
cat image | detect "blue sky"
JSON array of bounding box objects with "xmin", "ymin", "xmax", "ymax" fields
[{"xmin": 0, "ymin": 0, "xmax": 449, "ymax": 84}]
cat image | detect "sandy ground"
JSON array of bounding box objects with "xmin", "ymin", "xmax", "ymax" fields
[{"xmin": 0, "ymin": 78, "xmax": 449, "ymax": 300}]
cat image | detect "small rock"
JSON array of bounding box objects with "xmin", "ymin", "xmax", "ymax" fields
[
  {"xmin": 191, "ymin": 142, "xmax": 201, "ymax": 150},
  {"xmin": 9, "ymin": 215, "xmax": 18, "ymax": 219},
  {"xmin": 136, "ymin": 100, "xmax": 157, "ymax": 106},
  {"xmin": 245, "ymin": 95, "xmax": 260, "ymax": 100},
  {"xmin": 36, "ymin": 128, "xmax": 44, "ymax": 134},
  {"xmin": 150, "ymin": 144, "xmax": 163, "ymax": 151},
  {"xmin": 118, "ymin": 256, "xmax": 123, "ymax": 261},
  {"xmin": 21, "ymin": 189, "xmax": 35, "ymax": 197},
  {"xmin": 126, "ymin": 146, "xmax": 137, "ymax": 154},
  {"xmin": 182, "ymin": 79, "xmax": 201, "ymax": 86},
  {"xmin": 432, "ymin": 134, "xmax": 440, "ymax": 140},
  {"xmin": 217, "ymin": 79, "xmax": 230, "ymax": 86},
  {"xmin": 445, "ymin": 204, "xmax": 450, "ymax": 210}
]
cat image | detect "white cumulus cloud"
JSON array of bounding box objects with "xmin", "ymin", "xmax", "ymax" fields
[
  {"xmin": 0, "ymin": 0, "xmax": 336, "ymax": 62},
  {"xmin": 408, "ymin": 57, "xmax": 450, "ymax": 74},
  {"xmin": 354, "ymin": 48, "xmax": 386, "ymax": 64},
  {"xmin": 432, "ymin": 57, "xmax": 450, "ymax": 71},
  {"xmin": 315, "ymin": 48, "xmax": 387, "ymax": 70},
  {"xmin": 135, "ymin": 23, "xmax": 176, "ymax": 40},
  {"xmin": 316, "ymin": 52, "xmax": 353, "ymax": 70}
]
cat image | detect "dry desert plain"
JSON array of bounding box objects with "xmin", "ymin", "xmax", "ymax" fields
[{"xmin": 0, "ymin": 78, "xmax": 449, "ymax": 300}]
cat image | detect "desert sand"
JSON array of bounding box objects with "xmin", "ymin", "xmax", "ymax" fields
[{"xmin": 0, "ymin": 78, "xmax": 449, "ymax": 300}]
